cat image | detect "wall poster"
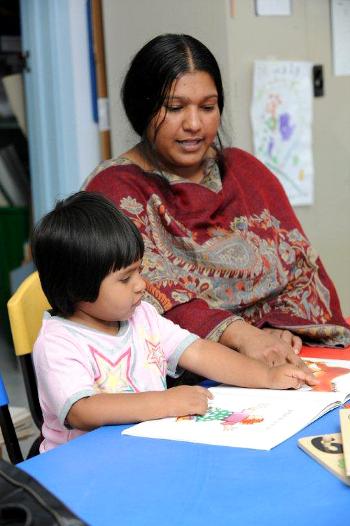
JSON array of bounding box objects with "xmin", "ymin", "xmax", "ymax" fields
[{"xmin": 251, "ymin": 60, "xmax": 314, "ymax": 206}]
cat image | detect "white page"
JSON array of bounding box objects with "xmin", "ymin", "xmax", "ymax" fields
[{"xmin": 123, "ymin": 387, "xmax": 345, "ymax": 450}]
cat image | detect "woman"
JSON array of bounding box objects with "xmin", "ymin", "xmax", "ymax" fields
[{"xmin": 84, "ymin": 34, "xmax": 350, "ymax": 370}]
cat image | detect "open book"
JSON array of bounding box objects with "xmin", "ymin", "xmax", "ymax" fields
[{"xmin": 122, "ymin": 357, "xmax": 350, "ymax": 450}]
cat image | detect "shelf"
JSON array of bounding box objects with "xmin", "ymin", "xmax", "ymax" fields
[{"xmin": 0, "ymin": 117, "xmax": 19, "ymax": 129}]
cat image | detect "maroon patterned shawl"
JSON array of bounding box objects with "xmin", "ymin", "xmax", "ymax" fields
[{"xmin": 85, "ymin": 148, "xmax": 350, "ymax": 347}]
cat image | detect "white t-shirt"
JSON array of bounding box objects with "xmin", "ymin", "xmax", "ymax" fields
[{"xmin": 33, "ymin": 301, "xmax": 198, "ymax": 452}]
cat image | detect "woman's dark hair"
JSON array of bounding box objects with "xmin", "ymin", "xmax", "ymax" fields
[
  {"xmin": 31, "ymin": 191, "xmax": 144, "ymax": 317},
  {"xmin": 122, "ymin": 33, "xmax": 224, "ymax": 139}
]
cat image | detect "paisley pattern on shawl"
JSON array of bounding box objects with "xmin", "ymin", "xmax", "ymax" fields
[
  {"xmin": 85, "ymin": 148, "xmax": 350, "ymax": 347},
  {"xmin": 120, "ymin": 196, "xmax": 331, "ymax": 323}
]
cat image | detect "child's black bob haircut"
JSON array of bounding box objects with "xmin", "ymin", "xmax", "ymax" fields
[{"xmin": 31, "ymin": 191, "xmax": 144, "ymax": 318}]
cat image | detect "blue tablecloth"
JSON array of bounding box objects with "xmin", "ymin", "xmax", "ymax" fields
[{"xmin": 19, "ymin": 407, "xmax": 349, "ymax": 526}]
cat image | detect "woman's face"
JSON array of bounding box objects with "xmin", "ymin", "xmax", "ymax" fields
[{"xmin": 146, "ymin": 70, "xmax": 221, "ymax": 181}]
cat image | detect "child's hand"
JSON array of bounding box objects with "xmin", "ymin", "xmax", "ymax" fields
[
  {"xmin": 164, "ymin": 385, "xmax": 213, "ymax": 417},
  {"xmin": 266, "ymin": 363, "xmax": 319, "ymax": 390}
]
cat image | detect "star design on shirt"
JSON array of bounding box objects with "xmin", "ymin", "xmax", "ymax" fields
[
  {"xmin": 89, "ymin": 345, "xmax": 139, "ymax": 393},
  {"xmin": 146, "ymin": 340, "xmax": 166, "ymax": 376}
]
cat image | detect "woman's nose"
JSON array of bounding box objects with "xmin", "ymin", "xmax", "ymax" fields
[{"xmin": 183, "ymin": 107, "xmax": 201, "ymax": 132}]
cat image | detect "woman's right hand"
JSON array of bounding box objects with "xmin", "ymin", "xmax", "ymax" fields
[
  {"xmin": 164, "ymin": 385, "xmax": 213, "ymax": 417},
  {"xmin": 220, "ymin": 320, "xmax": 307, "ymax": 370}
]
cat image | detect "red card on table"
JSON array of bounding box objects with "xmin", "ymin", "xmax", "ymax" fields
[{"xmin": 300, "ymin": 346, "xmax": 350, "ymax": 361}]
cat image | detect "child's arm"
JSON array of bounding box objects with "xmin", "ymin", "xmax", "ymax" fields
[
  {"xmin": 68, "ymin": 338, "xmax": 317, "ymax": 431},
  {"xmin": 67, "ymin": 385, "xmax": 213, "ymax": 431},
  {"xmin": 178, "ymin": 338, "xmax": 318, "ymax": 390}
]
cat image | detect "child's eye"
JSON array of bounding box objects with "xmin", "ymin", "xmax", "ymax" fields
[
  {"xmin": 202, "ymin": 105, "xmax": 215, "ymax": 112},
  {"xmin": 120, "ymin": 276, "xmax": 130, "ymax": 283}
]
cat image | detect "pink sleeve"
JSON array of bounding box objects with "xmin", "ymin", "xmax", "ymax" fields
[{"xmin": 33, "ymin": 329, "xmax": 96, "ymax": 425}]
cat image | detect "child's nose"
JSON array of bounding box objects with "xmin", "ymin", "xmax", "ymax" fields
[{"xmin": 135, "ymin": 275, "xmax": 146, "ymax": 293}]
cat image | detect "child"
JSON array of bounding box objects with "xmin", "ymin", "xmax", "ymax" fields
[{"xmin": 32, "ymin": 192, "xmax": 317, "ymax": 452}]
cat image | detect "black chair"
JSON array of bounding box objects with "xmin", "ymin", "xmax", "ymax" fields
[{"xmin": 0, "ymin": 372, "xmax": 23, "ymax": 464}]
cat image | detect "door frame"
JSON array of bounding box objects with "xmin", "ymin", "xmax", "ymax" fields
[{"xmin": 20, "ymin": 0, "xmax": 99, "ymax": 221}]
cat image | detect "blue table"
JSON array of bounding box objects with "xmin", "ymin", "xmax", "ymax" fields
[{"xmin": 19, "ymin": 409, "xmax": 349, "ymax": 526}]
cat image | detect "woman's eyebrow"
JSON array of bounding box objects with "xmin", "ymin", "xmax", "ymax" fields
[{"xmin": 165, "ymin": 94, "xmax": 218, "ymax": 102}]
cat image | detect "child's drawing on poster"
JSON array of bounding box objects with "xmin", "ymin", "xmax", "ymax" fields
[{"xmin": 251, "ymin": 61, "xmax": 314, "ymax": 206}]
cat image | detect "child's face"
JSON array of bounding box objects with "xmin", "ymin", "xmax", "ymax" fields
[{"xmin": 74, "ymin": 260, "xmax": 146, "ymax": 329}]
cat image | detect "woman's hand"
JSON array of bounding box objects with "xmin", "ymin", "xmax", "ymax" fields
[
  {"xmin": 164, "ymin": 385, "xmax": 213, "ymax": 417},
  {"xmin": 220, "ymin": 320, "xmax": 306, "ymax": 370},
  {"xmin": 262, "ymin": 327, "xmax": 302, "ymax": 354}
]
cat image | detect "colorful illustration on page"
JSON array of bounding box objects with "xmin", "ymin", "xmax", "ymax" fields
[
  {"xmin": 176, "ymin": 406, "xmax": 264, "ymax": 430},
  {"xmin": 303, "ymin": 359, "xmax": 350, "ymax": 392}
]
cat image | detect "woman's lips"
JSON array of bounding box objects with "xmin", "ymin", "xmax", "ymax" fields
[{"xmin": 176, "ymin": 138, "xmax": 203, "ymax": 152}]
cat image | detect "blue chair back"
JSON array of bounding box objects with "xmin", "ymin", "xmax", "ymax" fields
[{"xmin": 0, "ymin": 374, "xmax": 9, "ymax": 407}]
